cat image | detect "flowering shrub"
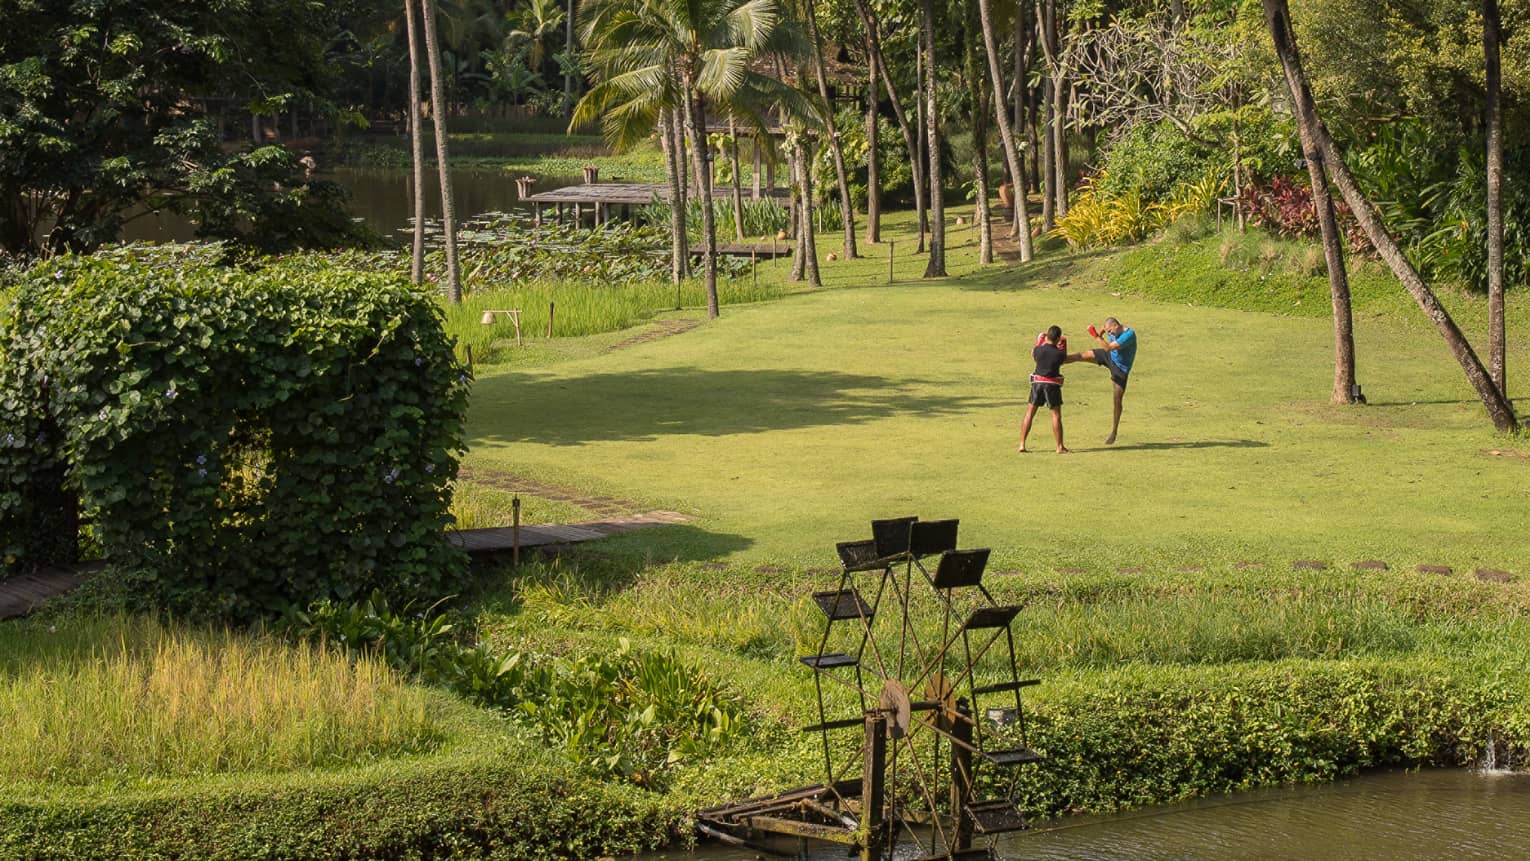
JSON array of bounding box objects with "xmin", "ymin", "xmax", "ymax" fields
[
  {"xmin": 1239, "ymin": 175, "xmax": 1369, "ymax": 253},
  {"xmin": 0, "ymin": 256, "xmax": 471, "ymax": 617}
]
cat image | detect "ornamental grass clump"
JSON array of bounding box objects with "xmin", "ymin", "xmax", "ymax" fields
[
  {"xmin": 0, "ymin": 256, "xmax": 471, "ymax": 616},
  {"xmin": 0, "ymin": 616, "xmax": 445, "ymax": 785}
]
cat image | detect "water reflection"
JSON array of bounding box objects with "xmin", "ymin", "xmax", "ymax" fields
[
  {"xmin": 630, "ymin": 770, "xmax": 1530, "ymax": 861},
  {"xmin": 119, "ymin": 166, "xmax": 578, "ymax": 244}
]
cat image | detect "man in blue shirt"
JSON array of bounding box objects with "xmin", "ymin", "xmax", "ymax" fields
[{"xmin": 1066, "ymin": 317, "xmax": 1137, "ymax": 445}]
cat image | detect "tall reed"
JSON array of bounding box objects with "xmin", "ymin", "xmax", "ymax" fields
[{"xmin": 0, "ymin": 616, "xmax": 445, "ymax": 784}]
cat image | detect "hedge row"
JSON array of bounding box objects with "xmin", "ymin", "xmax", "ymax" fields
[
  {"xmin": 0, "ymin": 740, "xmax": 678, "ymax": 861},
  {"xmin": 1005, "ymin": 656, "xmax": 1528, "ymax": 815},
  {"xmin": 0, "ymin": 256, "xmax": 471, "ymax": 615}
]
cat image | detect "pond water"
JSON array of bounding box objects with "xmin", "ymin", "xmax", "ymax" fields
[
  {"xmin": 633, "ymin": 769, "xmax": 1530, "ymax": 860},
  {"xmin": 119, "ymin": 166, "xmax": 579, "ymax": 244}
]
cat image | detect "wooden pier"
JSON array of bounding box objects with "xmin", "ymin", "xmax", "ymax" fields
[{"xmin": 523, "ymin": 181, "xmax": 788, "ymax": 229}]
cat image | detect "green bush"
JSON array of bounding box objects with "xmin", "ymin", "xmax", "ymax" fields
[
  {"xmin": 0, "ymin": 256, "xmax": 470, "ymax": 616},
  {"xmin": 0, "ymin": 739, "xmax": 677, "ymax": 861},
  {"xmin": 1095, "ymin": 120, "xmax": 1221, "ymax": 204}
]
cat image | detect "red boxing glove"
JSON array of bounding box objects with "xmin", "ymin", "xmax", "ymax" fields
[
  {"xmin": 1087, "ymin": 323, "xmax": 1100, "ymax": 338},
  {"xmin": 1057, "ymin": 335, "xmax": 1067, "ymax": 352},
  {"xmin": 1035, "ymin": 332, "xmax": 1047, "ymax": 347}
]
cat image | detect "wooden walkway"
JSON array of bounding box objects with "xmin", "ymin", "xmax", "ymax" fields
[
  {"xmin": 524, "ymin": 182, "xmax": 788, "ymax": 207},
  {"xmin": 447, "ymin": 510, "xmax": 694, "ymax": 557},
  {"xmin": 0, "ymin": 565, "xmax": 96, "ymax": 621}
]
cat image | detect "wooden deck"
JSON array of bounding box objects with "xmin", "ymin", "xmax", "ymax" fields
[
  {"xmin": 0, "ymin": 564, "xmax": 99, "ymax": 620},
  {"xmin": 448, "ymin": 510, "xmax": 693, "ymax": 557}
]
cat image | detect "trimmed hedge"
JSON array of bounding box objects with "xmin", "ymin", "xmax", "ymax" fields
[
  {"xmin": 1003, "ymin": 657, "xmax": 1528, "ymax": 815},
  {"xmin": 0, "ymin": 740, "xmax": 677, "ymax": 861},
  {"xmin": 0, "ymin": 256, "xmax": 470, "ymax": 616}
]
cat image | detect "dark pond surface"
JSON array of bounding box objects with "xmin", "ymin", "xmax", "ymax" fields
[
  {"xmin": 119, "ymin": 166, "xmax": 579, "ymax": 244},
  {"xmin": 633, "ymin": 769, "xmax": 1530, "ymax": 860}
]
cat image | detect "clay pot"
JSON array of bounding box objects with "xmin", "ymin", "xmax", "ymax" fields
[
  {"xmin": 826, "ymin": 252, "xmax": 838, "ymax": 262},
  {"xmin": 998, "ymin": 182, "xmax": 1014, "ymax": 208}
]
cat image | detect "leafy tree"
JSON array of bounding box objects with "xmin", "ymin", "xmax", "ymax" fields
[{"xmin": 0, "ymin": 0, "xmax": 365, "ymax": 257}]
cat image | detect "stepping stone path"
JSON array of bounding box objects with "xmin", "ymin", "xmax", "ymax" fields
[
  {"xmin": 1235, "ymin": 562, "xmax": 1264, "ymax": 570},
  {"xmin": 606, "ymin": 318, "xmax": 702, "ymax": 353},
  {"xmin": 1056, "ymin": 567, "xmax": 1088, "ymax": 574},
  {"xmin": 1353, "ymin": 560, "xmax": 1389, "ymax": 571},
  {"xmin": 1417, "ymin": 565, "xmax": 1454, "ymax": 575},
  {"xmin": 457, "ymin": 467, "xmax": 645, "ymax": 519},
  {"xmin": 1476, "ymin": 569, "xmax": 1515, "ymax": 583},
  {"xmin": 1117, "ymin": 567, "xmax": 1144, "ymax": 574},
  {"xmin": 1293, "ymin": 560, "xmax": 1327, "ymax": 570}
]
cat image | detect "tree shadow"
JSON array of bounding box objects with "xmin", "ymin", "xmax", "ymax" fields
[
  {"xmin": 468, "ymin": 367, "xmax": 1003, "ymax": 446},
  {"xmin": 463, "ymin": 522, "xmax": 755, "ymax": 614},
  {"xmin": 957, "ymin": 248, "xmax": 1119, "ymax": 293},
  {"xmin": 1079, "ymin": 439, "xmax": 1271, "ymax": 452}
]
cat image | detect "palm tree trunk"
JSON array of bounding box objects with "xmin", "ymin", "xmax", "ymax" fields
[
  {"xmin": 1038, "ymin": 0, "xmax": 1056, "ymax": 230},
  {"xmin": 1263, "ymin": 2, "xmax": 1355, "ymax": 403},
  {"xmin": 916, "ymin": 40, "xmax": 929, "ymax": 253},
  {"xmin": 404, "ymin": 0, "xmax": 427, "ymax": 285},
  {"xmin": 1484, "ymin": 0, "xmax": 1506, "ymax": 396},
  {"xmin": 865, "ymin": 41, "xmax": 881, "ymax": 245},
  {"xmin": 1264, "ymin": 0, "xmax": 1517, "ymax": 432},
  {"xmin": 853, "ymin": 0, "xmax": 922, "ymax": 251},
  {"xmin": 920, "ymin": 0, "xmax": 946, "ymax": 277},
  {"xmin": 978, "ymin": 0, "xmax": 1033, "ymax": 259},
  {"xmin": 799, "ymin": 135, "xmax": 821, "ymax": 286},
  {"xmin": 728, "ymin": 116, "xmax": 745, "ymax": 241},
  {"xmin": 806, "ymin": 0, "xmax": 857, "ymax": 259},
  {"xmin": 1051, "ymin": 71, "xmax": 1068, "ymax": 218},
  {"xmin": 421, "ymin": 0, "xmax": 461, "ymax": 303},
  {"xmin": 659, "ymin": 112, "xmax": 688, "ymax": 287},
  {"xmin": 683, "ymin": 84, "xmax": 721, "ymax": 318},
  {"xmin": 790, "ymin": 138, "xmax": 806, "ymax": 281}
]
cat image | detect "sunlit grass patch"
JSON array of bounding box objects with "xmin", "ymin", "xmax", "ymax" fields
[{"xmin": 0, "ymin": 616, "xmax": 448, "ymax": 785}]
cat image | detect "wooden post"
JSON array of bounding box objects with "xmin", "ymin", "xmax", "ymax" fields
[
  {"xmin": 512, "ymin": 495, "xmax": 521, "ymax": 565},
  {"xmin": 950, "ymin": 699, "xmax": 975, "ymax": 852},
  {"xmin": 464, "ymin": 344, "xmax": 474, "ymax": 370},
  {"xmin": 889, "ymin": 240, "xmax": 895, "ymax": 283},
  {"xmin": 752, "ymin": 248, "xmax": 758, "ymax": 290},
  {"xmin": 753, "ymin": 134, "xmax": 763, "ymax": 200},
  {"xmin": 861, "ymin": 712, "xmax": 887, "ymax": 861},
  {"xmin": 547, "ymin": 301, "xmax": 555, "ymax": 337}
]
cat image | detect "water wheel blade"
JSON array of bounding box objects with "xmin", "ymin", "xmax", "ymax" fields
[
  {"xmin": 812, "ymin": 589, "xmax": 873, "ymax": 620},
  {"xmin": 871, "ymin": 516, "xmax": 918, "ymax": 558},
  {"xmin": 961, "ymin": 604, "xmax": 1022, "ymax": 631},
  {"xmin": 965, "ymin": 799, "xmax": 1029, "ymax": 835},
  {"xmin": 799, "ymin": 652, "xmax": 859, "ymax": 670},
  {"xmin": 909, "ymin": 518, "xmax": 959, "ymax": 557},
  {"xmin": 933, "ymin": 548, "xmax": 991, "ymax": 589},
  {"xmin": 981, "ymin": 747, "xmax": 1044, "ymax": 767},
  {"xmin": 972, "ymin": 678, "xmax": 1040, "ymax": 695}
]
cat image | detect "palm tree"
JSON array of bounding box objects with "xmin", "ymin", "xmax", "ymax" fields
[
  {"xmin": 1484, "ymin": 0, "xmax": 1505, "ymax": 396},
  {"xmin": 803, "ymin": 0, "xmax": 856, "ymax": 260},
  {"xmin": 421, "ymin": 0, "xmax": 463, "ymax": 303},
  {"xmin": 919, "ymin": 0, "xmax": 945, "ymax": 277},
  {"xmin": 975, "ymin": 0, "xmax": 1032, "ymax": 258},
  {"xmin": 405, "ymin": 0, "xmax": 427, "ymax": 284},
  {"xmin": 574, "ymin": 0, "xmax": 810, "ymax": 318},
  {"xmin": 509, "ymin": 0, "xmax": 565, "ymax": 71}
]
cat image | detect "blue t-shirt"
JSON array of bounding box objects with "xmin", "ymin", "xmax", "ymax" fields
[{"xmin": 1109, "ymin": 328, "xmax": 1138, "ymax": 374}]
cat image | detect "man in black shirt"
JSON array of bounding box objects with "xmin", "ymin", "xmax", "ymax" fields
[{"xmin": 1020, "ymin": 326, "xmax": 1069, "ymax": 454}]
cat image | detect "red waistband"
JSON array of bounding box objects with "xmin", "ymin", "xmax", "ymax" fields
[{"xmin": 1031, "ymin": 374, "xmax": 1064, "ymax": 385}]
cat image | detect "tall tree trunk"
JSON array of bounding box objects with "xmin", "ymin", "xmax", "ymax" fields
[
  {"xmin": 421, "ymin": 0, "xmax": 461, "ymax": 303},
  {"xmin": 1264, "ymin": 0, "xmax": 1518, "ymax": 432},
  {"xmin": 1038, "ymin": 0, "xmax": 1056, "ymax": 230},
  {"xmin": 1052, "ymin": 72, "xmax": 1068, "ymax": 217},
  {"xmin": 978, "ymin": 0, "xmax": 1033, "ymax": 259},
  {"xmin": 853, "ymin": 0, "xmax": 923, "ymax": 251},
  {"xmin": 865, "ymin": 39, "xmax": 882, "ymax": 244},
  {"xmin": 564, "ymin": 0, "xmax": 575, "ymax": 111},
  {"xmin": 1484, "ymin": 0, "xmax": 1506, "ymax": 396},
  {"xmin": 795, "ymin": 135, "xmax": 821, "ymax": 286},
  {"xmin": 659, "ymin": 112, "xmax": 688, "ymax": 286},
  {"xmin": 683, "ymin": 84, "xmax": 721, "ymax": 318},
  {"xmin": 405, "ymin": 0, "xmax": 426, "ymax": 285},
  {"xmin": 790, "ymin": 137, "xmax": 806, "ymax": 281},
  {"xmin": 965, "ymin": 0, "xmax": 993, "ymax": 264},
  {"xmin": 1265, "ymin": 3, "xmax": 1355, "ymax": 403},
  {"xmin": 1013, "ymin": 1, "xmax": 1030, "ymax": 197},
  {"xmin": 728, "ymin": 116, "xmax": 745, "ymax": 241},
  {"xmin": 807, "ymin": 0, "xmax": 857, "ymax": 259},
  {"xmin": 921, "ymin": 0, "xmax": 946, "ymax": 277}
]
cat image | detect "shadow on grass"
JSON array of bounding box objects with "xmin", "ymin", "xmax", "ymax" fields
[
  {"xmin": 465, "ymin": 523, "xmax": 754, "ymax": 613},
  {"xmin": 469, "ymin": 367, "xmax": 1003, "ymax": 446},
  {"xmin": 957, "ymin": 247, "xmax": 1119, "ymax": 293},
  {"xmin": 1080, "ymin": 439, "xmax": 1271, "ymax": 452}
]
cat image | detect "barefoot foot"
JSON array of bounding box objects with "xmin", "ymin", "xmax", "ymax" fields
[
  {"xmin": 1056, "ymin": 446, "xmax": 1070, "ymax": 454},
  {"xmin": 1104, "ymin": 433, "xmax": 1117, "ymax": 445}
]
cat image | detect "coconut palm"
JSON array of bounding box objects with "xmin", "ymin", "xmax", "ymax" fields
[
  {"xmin": 405, "ymin": 0, "xmax": 427, "ymax": 284},
  {"xmin": 421, "ymin": 0, "xmax": 463, "ymax": 303},
  {"xmin": 573, "ymin": 0, "xmax": 812, "ymax": 318}
]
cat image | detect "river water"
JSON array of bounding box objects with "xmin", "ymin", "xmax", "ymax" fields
[
  {"xmin": 119, "ymin": 166, "xmax": 578, "ymax": 244},
  {"xmin": 634, "ymin": 769, "xmax": 1530, "ymax": 860}
]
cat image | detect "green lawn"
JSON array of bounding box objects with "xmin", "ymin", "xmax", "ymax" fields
[{"xmin": 463, "ymin": 213, "xmax": 1530, "ymax": 571}]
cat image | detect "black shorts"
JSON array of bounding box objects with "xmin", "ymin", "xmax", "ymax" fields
[
  {"xmin": 1028, "ymin": 382, "xmax": 1062, "ymax": 408},
  {"xmin": 1093, "ymin": 352, "xmax": 1130, "ymax": 390}
]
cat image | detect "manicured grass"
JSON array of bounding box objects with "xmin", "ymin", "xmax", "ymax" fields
[
  {"xmin": 462, "ymin": 209, "xmax": 1530, "ymax": 570},
  {"xmin": 0, "ymin": 616, "xmax": 449, "ymax": 786}
]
